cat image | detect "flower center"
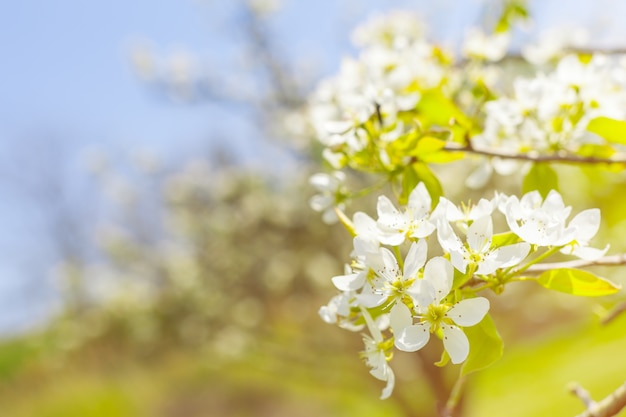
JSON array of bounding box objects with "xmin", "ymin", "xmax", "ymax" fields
[{"xmin": 425, "ymin": 303, "xmax": 450, "ymax": 332}]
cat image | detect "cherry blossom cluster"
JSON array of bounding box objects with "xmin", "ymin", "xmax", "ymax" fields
[
  {"xmin": 307, "ymin": 13, "xmax": 453, "ymax": 169},
  {"xmin": 479, "ymin": 53, "xmax": 626, "ymax": 155},
  {"xmin": 319, "ymin": 183, "xmax": 606, "ymax": 398}
]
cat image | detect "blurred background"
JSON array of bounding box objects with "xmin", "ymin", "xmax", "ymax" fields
[{"xmin": 1, "ymin": 0, "xmax": 626, "ymax": 416}]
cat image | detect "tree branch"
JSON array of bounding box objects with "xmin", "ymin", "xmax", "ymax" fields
[
  {"xmin": 443, "ymin": 144, "xmax": 626, "ymax": 166},
  {"xmin": 572, "ymin": 382, "xmax": 626, "ymax": 417},
  {"xmin": 525, "ymin": 253, "xmax": 626, "ymax": 274}
]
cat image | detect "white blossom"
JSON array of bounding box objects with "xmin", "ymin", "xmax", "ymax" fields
[
  {"xmin": 377, "ymin": 183, "xmax": 436, "ymax": 245},
  {"xmin": 437, "ymin": 216, "xmax": 530, "ymax": 275},
  {"xmin": 361, "ymin": 308, "xmax": 395, "ymax": 399},
  {"xmin": 395, "ymin": 257, "xmax": 490, "ymax": 364},
  {"xmin": 309, "ymin": 171, "xmax": 347, "ymax": 224}
]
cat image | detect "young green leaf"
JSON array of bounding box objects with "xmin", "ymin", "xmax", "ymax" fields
[
  {"xmin": 522, "ymin": 163, "xmax": 558, "ymax": 198},
  {"xmin": 537, "ymin": 268, "xmax": 621, "ymax": 296},
  {"xmin": 461, "ymin": 313, "xmax": 503, "ymax": 376},
  {"xmin": 414, "ymin": 163, "xmax": 443, "ymax": 206},
  {"xmin": 587, "ymin": 116, "xmax": 626, "ymax": 145},
  {"xmin": 413, "ymin": 136, "xmax": 465, "ymax": 164},
  {"xmin": 399, "ymin": 165, "xmax": 419, "ymax": 205},
  {"xmin": 490, "ymin": 232, "xmax": 521, "ymax": 250}
]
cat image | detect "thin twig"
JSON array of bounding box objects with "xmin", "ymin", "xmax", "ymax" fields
[
  {"xmin": 572, "ymin": 382, "xmax": 626, "ymax": 417},
  {"xmin": 525, "ymin": 253, "xmax": 626, "ymax": 274},
  {"xmin": 570, "ymin": 383, "xmax": 597, "ymax": 409},
  {"xmin": 443, "ymin": 144, "xmax": 626, "ymax": 166},
  {"xmin": 600, "ymin": 301, "xmax": 626, "ymax": 326}
]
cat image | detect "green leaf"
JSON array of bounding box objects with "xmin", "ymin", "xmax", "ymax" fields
[
  {"xmin": 587, "ymin": 116, "xmax": 626, "ymax": 145},
  {"xmin": 415, "ymin": 90, "xmax": 472, "ymax": 143},
  {"xmin": 490, "ymin": 232, "xmax": 520, "ymax": 249},
  {"xmin": 399, "ymin": 165, "xmax": 419, "ymax": 205},
  {"xmin": 461, "ymin": 313, "xmax": 503, "ymax": 376},
  {"xmin": 413, "ymin": 136, "xmax": 465, "ymax": 164},
  {"xmin": 434, "ymin": 349, "xmax": 450, "ymax": 367},
  {"xmin": 537, "ymin": 268, "xmax": 621, "ymax": 296},
  {"xmin": 451, "ymin": 267, "xmax": 471, "ymax": 290},
  {"xmin": 522, "ymin": 163, "xmax": 558, "ymax": 198},
  {"xmin": 576, "ymin": 143, "xmax": 616, "ymax": 159},
  {"xmin": 413, "ymin": 163, "xmax": 443, "ymax": 207}
]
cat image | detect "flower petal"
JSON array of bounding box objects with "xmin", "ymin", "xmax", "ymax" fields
[
  {"xmin": 403, "ymin": 240, "xmax": 427, "ymax": 278},
  {"xmin": 442, "ymin": 324, "xmax": 470, "ymax": 364},
  {"xmin": 408, "ymin": 182, "xmax": 431, "ymax": 216},
  {"xmin": 568, "ymin": 208, "xmax": 600, "ymax": 242},
  {"xmin": 390, "ymin": 302, "xmax": 413, "ymax": 334},
  {"xmin": 467, "ymin": 216, "xmax": 492, "ymax": 253},
  {"xmin": 446, "ymin": 297, "xmax": 490, "ymax": 327},
  {"xmin": 380, "ymin": 365, "xmax": 395, "ymax": 400},
  {"xmin": 395, "ymin": 323, "xmax": 430, "ymax": 352},
  {"xmin": 423, "ymin": 257, "xmax": 453, "ymax": 303},
  {"xmin": 331, "ymin": 272, "xmax": 365, "ymax": 291},
  {"xmin": 377, "ymin": 195, "xmax": 401, "ymax": 217}
]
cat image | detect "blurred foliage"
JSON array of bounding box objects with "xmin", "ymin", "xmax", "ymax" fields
[{"xmin": 1, "ymin": 1, "xmax": 626, "ymax": 416}]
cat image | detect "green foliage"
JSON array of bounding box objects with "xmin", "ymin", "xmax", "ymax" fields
[
  {"xmin": 415, "ymin": 90, "xmax": 471, "ymax": 142},
  {"xmin": 412, "ymin": 136, "xmax": 464, "ymax": 164},
  {"xmin": 490, "ymin": 232, "xmax": 520, "ymax": 250},
  {"xmin": 494, "ymin": 0, "xmax": 529, "ymax": 33},
  {"xmin": 522, "ymin": 163, "xmax": 558, "ymax": 198},
  {"xmin": 461, "ymin": 313, "xmax": 503, "ymax": 376},
  {"xmin": 536, "ymin": 268, "xmax": 621, "ymax": 297},
  {"xmin": 587, "ymin": 116, "xmax": 626, "ymax": 145}
]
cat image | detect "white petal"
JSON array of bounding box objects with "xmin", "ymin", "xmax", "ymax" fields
[
  {"xmin": 309, "ymin": 194, "xmax": 333, "ymax": 211},
  {"xmin": 309, "ymin": 173, "xmax": 331, "ymax": 190},
  {"xmin": 423, "ymin": 257, "xmax": 453, "ymax": 303},
  {"xmin": 569, "ymin": 244, "xmax": 610, "ymax": 261},
  {"xmin": 433, "ymin": 197, "xmax": 463, "ymax": 222},
  {"xmin": 377, "ymin": 195, "xmax": 401, "ymax": 218},
  {"xmin": 390, "ymin": 302, "xmax": 413, "ymax": 334},
  {"xmin": 378, "ymin": 231, "xmax": 406, "ymax": 246},
  {"xmin": 353, "ymin": 212, "xmax": 380, "ymax": 239},
  {"xmin": 321, "ymin": 208, "xmax": 339, "ymax": 224},
  {"xmin": 403, "ymin": 240, "xmax": 427, "ymax": 278},
  {"xmin": 411, "ymin": 220, "xmax": 436, "ymax": 239},
  {"xmin": 568, "ymin": 209, "xmax": 600, "ymax": 242},
  {"xmin": 395, "ymin": 323, "xmax": 430, "ymax": 352},
  {"xmin": 542, "ymin": 190, "xmax": 566, "ymax": 213},
  {"xmin": 408, "ymin": 182, "xmax": 431, "ymax": 215},
  {"xmin": 469, "ymin": 199, "xmax": 496, "ymax": 221},
  {"xmin": 449, "ymin": 250, "xmax": 468, "ymax": 274},
  {"xmin": 442, "ymin": 325, "xmax": 470, "ymax": 364},
  {"xmin": 356, "ymin": 294, "xmax": 386, "ymax": 308},
  {"xmin": 494, "ymin": 242, "xmax": 530, "ymax": 268},
  {"xmin": 331, "ymin": 273, "xmax": 365, "ymax": 291},
  {"xmin": 351, "ymin": 236, "xmax": 379, "ymax": 258},
  {"xmin": 467, "ymin": 216, "xmax": 492, "ymax": 253},
  {"xmin": 446, "ymin": 297, "xmax": 490, "ymax": 327},
  {"xmin": 381, "ymin": 248, "xmax": 401, "ymax": 279},
  {"xmin": 407, "ymin": 279, "xmax": 435, "ymax": 313},
  {"xmin": 436, "ymin": 220, "xmax": 464, "ymax": 253},
  {"xmin": 380, "ymin": 365, "xmax": 395, "ymax": 400}
]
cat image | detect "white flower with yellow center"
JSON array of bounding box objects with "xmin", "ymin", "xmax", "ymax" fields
[
  {"xmin": 395, "ymin": 257, "xmax": 490, "ymax": 364},
  {"xmin": 376, "ymin": 182, "xmax": 436, "ymax": 245}
]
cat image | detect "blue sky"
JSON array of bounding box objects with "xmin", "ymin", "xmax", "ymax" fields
[{"xmin": 1, "ymin": 0, "xmax": 626, "ymax": 333}]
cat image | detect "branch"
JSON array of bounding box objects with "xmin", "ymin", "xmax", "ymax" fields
[
  {"xmin": 571, "ymin": 382, "xmax": 626, "ymax": 417},
  {"xmin": 567, "ymin": 47, "xmax": 626, "ymax": 56},
  {"xmin": 443, "ymin": 144, "xmax": 626, "ymax": 166},
  {"xmin": 525, "ymin": 253, "xmax": 626, "ymax": 274},
  {"xmin": 601, "ymin": 301, "xmax": 626, "ymax": 326}
]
